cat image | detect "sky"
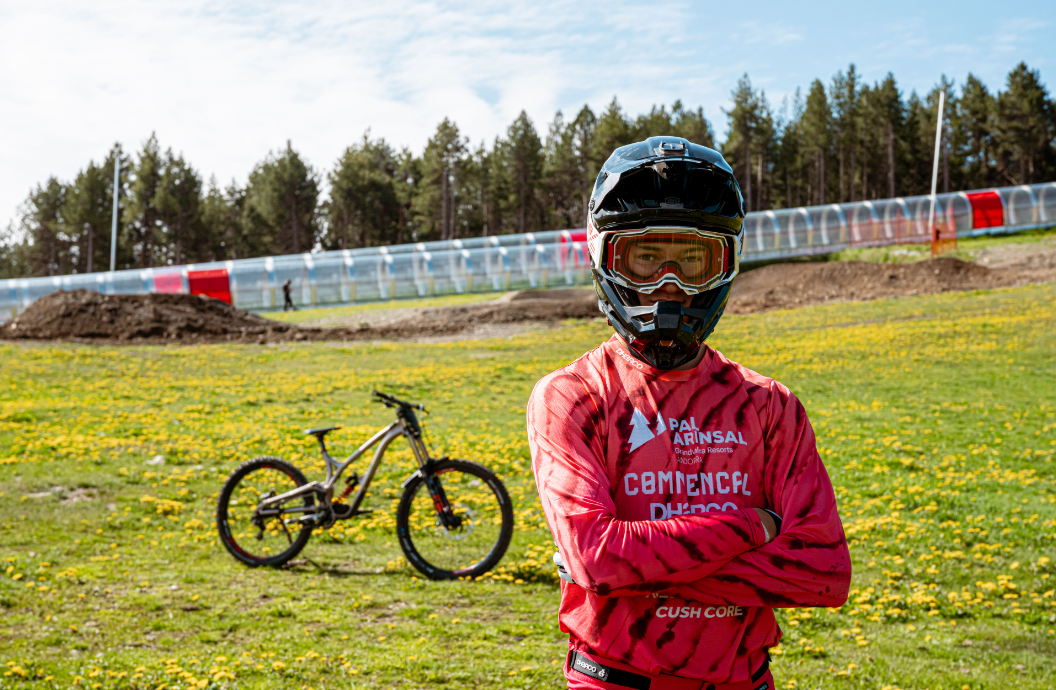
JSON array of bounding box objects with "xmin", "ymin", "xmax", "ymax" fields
[{"xmin": 1, "ymin": 0, "xmax": 1053, "ymax": 231}]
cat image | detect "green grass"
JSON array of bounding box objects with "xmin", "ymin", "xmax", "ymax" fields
[{"xmin": 2, "ymin": 284, "xmax": 1055, "ymax": 689}]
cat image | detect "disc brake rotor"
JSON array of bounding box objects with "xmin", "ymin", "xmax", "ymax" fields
[{"xmin": 436, "ymin": 504, "xmax": 475, "ymax": 541}]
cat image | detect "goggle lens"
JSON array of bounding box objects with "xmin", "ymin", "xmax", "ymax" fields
[{"xmin": 606, "ymin": 232, "xmax": 730, "ymax": 290}]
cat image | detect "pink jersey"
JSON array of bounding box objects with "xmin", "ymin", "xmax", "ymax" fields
[{"xmin": 528, "ymin": 335, "xmax": 851, "ymax": 683}]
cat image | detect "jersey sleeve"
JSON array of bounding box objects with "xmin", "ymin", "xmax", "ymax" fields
[
  {"xmin": 528, "ymin": 369, "xmax": 768, "ymax": 596},
  {"xmin": 667, "ymin": 383, "xmax": 851, "ymax": 608}
]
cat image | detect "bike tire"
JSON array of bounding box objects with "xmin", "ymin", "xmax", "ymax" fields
[
  {"xmin": 396, "ymin": 459, "xmax": 513, "ymax": 580},
  {"xmin": 216, "ymin": 456, "xmax": 315, "ymax": 568}
]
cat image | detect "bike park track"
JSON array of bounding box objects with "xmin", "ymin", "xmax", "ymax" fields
[{"xmin": 2, "ymin": 238, "xmax": 1055, "ymax": 346}]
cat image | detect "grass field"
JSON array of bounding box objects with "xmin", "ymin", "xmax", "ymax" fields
[{"xmin": 2, "ymin": 283, "xmax": 1055, "ymax": 689}]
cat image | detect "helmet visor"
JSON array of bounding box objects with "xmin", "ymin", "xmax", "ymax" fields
[{"xmin": 604, "ymin": 229, "xmax": 735, "ymax": 293}]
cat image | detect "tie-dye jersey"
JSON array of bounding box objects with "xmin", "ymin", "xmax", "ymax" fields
[{"xmin": 528, "ymin": 335, "xmax": 851, "ymax": 683}]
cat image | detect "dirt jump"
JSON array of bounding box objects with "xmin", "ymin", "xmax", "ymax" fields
[
  {"xmin": 2, "ymin": 240, "xmax": 1055, "ymax": 345},
  {"xmin": 0, "ymin": 289, "xmax": 599, "ymax": 345}
]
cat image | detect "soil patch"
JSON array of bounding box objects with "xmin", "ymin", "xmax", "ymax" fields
[
  {"xmin": 972, "ymin": 236, "xmax": 1056, "ymax": 271},
  {"xmin": 0, "ymin": 291, "xmax": 298, "ymax": 344},
  {"xmin": 727, "ymin": 255, "xmax": 1053, "ymax": 313},
  {"xmin": 0, "ymin": 288, "xmax": 599, "ymax": 345},
  {"xmin": 342, "ymin": 289, "xmax": 598, "ymax": 341}
]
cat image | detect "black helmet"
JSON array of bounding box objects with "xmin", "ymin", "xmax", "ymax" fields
[{"xmin": 587, "ymin": 136, "xmax": 745, "ymax": 370}]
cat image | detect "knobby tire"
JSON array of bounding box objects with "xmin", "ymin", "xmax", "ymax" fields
[
  {"xmin": 216, "ymin": 456, "xmax": 315, "ymax": 568},
  {"xmin": 396, "ymin": 458, "xmax": 513, "ymax": 580}
]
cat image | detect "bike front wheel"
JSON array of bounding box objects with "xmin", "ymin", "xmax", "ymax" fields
[
  {"xmin": 216, "ymin": 456, "xmax": 315, "ymax": 567},
  {"xmin": 396, "ymin": 459, "xmax": 513, "ymax": 580}
]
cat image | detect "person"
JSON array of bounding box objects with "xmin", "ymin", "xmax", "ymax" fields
[
  {"xmin": 282, "ymin": 279, "xmax": 296, "ymax": 311},
  {"xmin": 528, "ymin": 136, "xmax": 851, "ymax": 690}
]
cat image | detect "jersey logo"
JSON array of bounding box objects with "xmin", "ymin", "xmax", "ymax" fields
[{"xmin": 627, "ymin": 408, "xmax": 666, "ymax": 452}]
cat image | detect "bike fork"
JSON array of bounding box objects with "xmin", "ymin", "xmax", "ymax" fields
[{"xmin": 424, "ymin": 474, "xmax": 461, "ymax": 529}]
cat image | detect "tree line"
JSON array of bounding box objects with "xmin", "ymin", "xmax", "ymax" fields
[{"xmin": 2, "ymin": 62, "xmax": 1052, "ymax": 279}]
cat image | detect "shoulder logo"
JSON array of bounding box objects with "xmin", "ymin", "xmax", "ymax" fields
[
  {"xmin": 615, "ymin": 347, "xmax": 644, "ymax": 370},
  {"xmin": 627, "ymin": 408, "xmax": 666, "ymax": 452}
]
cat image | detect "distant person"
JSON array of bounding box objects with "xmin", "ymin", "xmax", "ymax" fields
[
  {"xmin": 528, "ymin": 137, "xmax": 851, "ymax": 690},
  {"xmin": 282, "ymin": 279, "xmax": 296, "ymax": 311}
]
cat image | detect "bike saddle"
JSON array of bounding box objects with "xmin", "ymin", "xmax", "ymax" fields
[{"xmin": 304, "ymin": 426, "xmax": 340, "ymax": 438}]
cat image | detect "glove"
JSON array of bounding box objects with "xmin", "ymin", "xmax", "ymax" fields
[{"xmin": 553, "ymin": 551, "xmax": 577, "ymax": 584}]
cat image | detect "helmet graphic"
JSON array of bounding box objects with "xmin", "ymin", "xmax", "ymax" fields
[{"xmin": 588, "ymin": 136, "xmax": 746, "ymax": 370}]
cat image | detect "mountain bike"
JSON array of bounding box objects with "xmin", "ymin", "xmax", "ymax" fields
[{"xmin": 216, "ymin": 391, "xmax": 514, "ymax": 580}]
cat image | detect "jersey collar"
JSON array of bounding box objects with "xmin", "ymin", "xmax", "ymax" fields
[{"xmin": 607, "ymin": 335, "xmax": 717, "ymax": 382}]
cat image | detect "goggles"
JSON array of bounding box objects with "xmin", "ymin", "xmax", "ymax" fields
[{"xmin": 602, "ymin": 227, "xmax": 738, "ymax": 294}]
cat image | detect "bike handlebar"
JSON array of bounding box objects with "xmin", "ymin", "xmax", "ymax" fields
[{"xmin": 372, "ymin": 390, "xmax": 426, "ymax": 412}]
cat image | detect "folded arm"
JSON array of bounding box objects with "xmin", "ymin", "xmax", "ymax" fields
[
  {"xmin": 669, "ymin": 387, "xmax": 851, "ymax": 608},
  {"xmin": 529, "ymin": 371, "xmax": 768, "ymax": 595}
]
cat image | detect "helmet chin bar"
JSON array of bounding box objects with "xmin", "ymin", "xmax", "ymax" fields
[{"xmin": 595, "ymin": 276, "xmax": 729, "ymax": 371}]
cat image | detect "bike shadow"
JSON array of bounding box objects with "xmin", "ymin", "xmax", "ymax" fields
[{"xmin": 282, "ymin": 558, "xmax": 391, "ymax": 578}]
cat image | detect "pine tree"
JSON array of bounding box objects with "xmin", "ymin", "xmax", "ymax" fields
[
  {"xmin": 123, "ymin": 134, "xmax": 164, "ymax": 268},
  {"xmin": 16, "ymin": 177, "xmax": 68, "ymax": 276},
  {"xmin": 921, "ymin": 77, "xmax": 956, "ymax": 194},
  {"xmin": 543, "ymin": 105, "xmax": 596, "ymax": 228},
  {"xmin": 591, "ymin": 98, "xmax": 634, "ymax": 178},
  {"xmin": 634, "ymin": 104, "xmax": 675, "ymax": 139},
  {"xmin": 832, "ymin": 65, "xmax": 861, "ymax": 202},
  {"xmin": 0, "ymin": 222, "xmax": 27, "ymax": 279},
  {"xmin": 244, "ymin": 141, "xmax": 320, "ymax": 255},
  {"xmin": 394, "ymin": 149, "xmax": 420, "ymax": 243},
  {"xmin": 454, "ymin": 143, "xmax": 490, "ymax": 238},
  {"xmin": 501, "ymin": 111, "xmax": 544, "ymax": 235},
  {"xmin": 67, "ymin": 152, "xmax": 113, "ymax": 273},
  {"xmin": 327, "ymin": 134, "xmax": 401, "ymax": 249},
  {"xmin": 155, "ymin": 150, "xmax": 203, "ymax": 265},
  {"xmin": 902, "ymin": 91, "xmax": 931, "ymax": 195},
  {"xmin": 774, "ymin": 91, "xmax": 806, "ymax": 208},
  {"xmin": 414, "ymin": 119, "xmax": 467, "ymax": 241},
  {"xmin": 671, "ymin": 101, "xmax": 715, "ymax": 148},
  {"xmin": 800, "ymin": 80, "xmax": 831, "ymax": 205},
  {"xmin": 995, "ymin": 62, "xmax": 1054, "ymax": 184},
  {"xmin": 200, "ymin": 178, "xmax": 245, "ymax": 260},
  {"xmin": 958, "ymin": 74, "xmax": 996, "ymax": 188},
  {"xmin": 724, "ymin": 75, "xmax": 759, "ymax": 209},
  {"xmin": 871, "ymin": 74, "xmax": 904, "ymax": 198}
]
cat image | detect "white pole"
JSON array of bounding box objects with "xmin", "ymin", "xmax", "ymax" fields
[
  {"xmin": 928, "ymin": 90, "xmax": 945, "ymax": 251},
  {"xmin": 109, "ymin": 153, "xmax": 120, "ymax": 272}
]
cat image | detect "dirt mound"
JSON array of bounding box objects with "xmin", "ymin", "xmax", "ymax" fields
[
  {"xmin": 348, "ymin": 290, "xmax": 599, "ymax": 340},
  {"xmin": 0, "ymin": 290, "xmax": 299, "ymax": 344},
  {"xmin": 494, "ymin": 288, "xmax": 594, "ymax": 303},
  {"xmin": 726, "ymin": 257, "xmax": 1032, "ymax": 313},
  {"xmin": 0, "ymin": 288, "xmax": 600, "ymax": 345}
]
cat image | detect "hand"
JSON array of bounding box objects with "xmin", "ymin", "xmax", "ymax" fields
[{"xmin": 753, "ymin": 508, "xmax": 777, "ymax": 543}]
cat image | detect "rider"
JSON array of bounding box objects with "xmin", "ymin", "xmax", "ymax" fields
[{"xmin": 528, "ymin": 137, "xmax": 851, "ymax": 690}]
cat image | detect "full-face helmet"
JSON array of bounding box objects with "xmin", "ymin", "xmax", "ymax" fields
[{"xmin": 588, "ymin": 136, "xmax": 746, "ymax": 370}]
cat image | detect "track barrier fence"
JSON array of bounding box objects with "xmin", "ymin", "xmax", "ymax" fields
[{"xmin": 4, "ymin": 182, "xmax": 1055, "ymax": 320}]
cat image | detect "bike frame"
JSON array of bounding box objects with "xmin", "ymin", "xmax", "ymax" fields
[{"xmin": 256, "ymin": 411, "xmax": 434, "ymax": 520}]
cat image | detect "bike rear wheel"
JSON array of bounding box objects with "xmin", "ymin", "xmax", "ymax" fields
[
  {"xmin": 396, "ymin": 459, "xmax": 513, "ymax": 580},
  {"xmin": 216, "ymin": 457, "xmax": 315, "ymax": 567}
]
